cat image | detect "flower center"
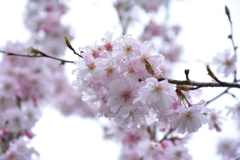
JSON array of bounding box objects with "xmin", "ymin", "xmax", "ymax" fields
[
  {"xmin": 87, "ymin": 62, "xmax": 96, "ymax": 72},
  {"xmin": 105, "ymin": 66, "xmax": 115, "ymax": 77},
  {"xmin": 175, "ymin": 150, "xmax": 182, "ymax": 157},
  {"xmin": 224, "ymin": 60, "xmax": 232, "ymax": 66},
  {"xmin": 123, "ymin": 45, "xmax": 133, "ymax": 55},
  {"xmin": 185, "ymin": 112, "xmax": 192, "ymax": 120},
  {"xmin": 122, "ymin": 91, "xmax": 131, "ymax": 102},
  {"xmin": 104, "ymin": 42, "xmax": 113, "ymax": 52},
  {"xmin": 154, "ymin": 85, "xmax": 162, "ymax": 93},
  {"xmin": 128, "ymin": 67, "xmax": 135, "ymax": 74},
  {"xmin": 91, "ymin": 50, "xmax": 99, "ymax": 58},
  {"xmin": 140, "ymin": 55, "xmax": 149, "ymax": 63}
]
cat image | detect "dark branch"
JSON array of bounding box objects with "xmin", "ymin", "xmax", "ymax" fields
[
  {"xmin": 205, "ymin": 88, "xmax": 230, "ymax": 106},
  {"xmin": 0, "ymin": 50, "xmax": 74, "ymax": 64},
  {"xmin": 1, "ymin": 50, "xmax": 240, "ymax": 89},
  {"xmin": 158, "ymin": 78, "xmax": 240, "ymax": 89},
  {"xmin": 159, "ymin": 128, "xmax": 174, "ymax": 143},
  {"xmin": 225, "ymin": 6, "xmax": 238, "ymax": 81}
]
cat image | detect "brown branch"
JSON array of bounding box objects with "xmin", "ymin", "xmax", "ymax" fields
[
  {"xmin": 158, "ymin": 78, "xmax": 240, "ymax": 89},
  {"xmin": 1, "ymin": 50, "xmax": 240, "ymax": 89},
  {"xmin": 159, "ymin": 128, "xmax": 174, "ymax": 143},
  {"xmin": 204, "ymin": 88, "xmax": 230, "ymax": 106},
  {"xmin": 0, "ymin": 50, "xmax": 74, "ymax": 64},
  {"xmin": 147, "ymin": 125, "xmax": 156, "ymax": 141},
  {"xmin": 225, "ymin": 6, "xmax": 238, "ymax": 82}
]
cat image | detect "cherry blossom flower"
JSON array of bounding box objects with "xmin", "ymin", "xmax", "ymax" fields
[
  {"xmin": 208, "ymin": 109, "xmax": 224, "ymax": 132},
  {"xmin": 0, "ymin": 138, "xmax": 39, "ymax": 160},
  {"xmin": 135, "ymin": 78, "xmax": 176, "ymax": 119},
  {"xmin": 213, "ymin": 49, "xmax": 237, "ymax": 77},
  {"xmin": 135, "ymin": 0, "xmax": 166, "ymax": 13},
  {"xmin": 171, "ymin": 100, "xmax": 208, "ymax": 134},
  {"xmin": 138, "ymin": 41, "xmax": 163, "ymax": 76},
  {"xmin": 113, "ymin": 34, "xmax": 139, "ymax": 60},
  {"xmin": 138, "ymin": 140, "xmax": 164, "ymax": 160},
  {"xmin": 140, "ymin": 21, "xmax": 166, "ymax": 41},
  {"xmin": 107, "ymin": 77, "xmax": 139, "ymax": 118},
  {"xmin": 226, "ymin": 102, "xmax": 240, "ymax": 128},
  {"xmin": 114, "ymin": 104, "xmax": 155, "ymax": 128},
  {"xmin": 4, "ymin": 108, "xmax": 25, "ymax": 133},
  {"xmin": 164, "ymin": 146, "xmax": 192, "ymax": 160},
  {"xmin": 217, "ymin": 138, "xmax": 240, "ymax": 160},
  {"xmin": 101, "ymin": 31, "xmax": 114, "ymax": 52}
]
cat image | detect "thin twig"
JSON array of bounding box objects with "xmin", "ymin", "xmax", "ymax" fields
[
  {"xmin": 159, "ymin": 128, "xmax": 174, "ymax": 143},
  {"xmin": 0, "ymin": 50, "xmax": 74, "ymax": 64},
  {"xmin": 225, "ymin": 6, "xmax": 238, "ymax": 81},
  {"xmin": 204, "ymin": 88, "xmax": 230, "ymax": 106},
  {"xmin": 1, "ymin": 50, "xmax": 240, "ymax": 89},
  {"xmin": 226, "ymin": 92, "xmax": 239, "ymax": 102}
]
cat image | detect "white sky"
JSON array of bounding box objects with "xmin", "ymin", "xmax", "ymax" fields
[{"xmin": 0, "ymin": 0, "xmax": 240, "ymax": 160}]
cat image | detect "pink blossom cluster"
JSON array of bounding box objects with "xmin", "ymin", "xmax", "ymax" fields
[
  {"xmin": 0, "ymin": 0, "xmax": 92, "ymax": 159},
  {"xmin": 217, "ymin": 138, "xmax": 240, "ymax": 160},
  {"xmin": 136, "ymin": 0, "xmax": 166, "ymax": 13},
  {"xmin": 73, "ymin": 31, "xmax": 210, "ymax": 133},
  {"xmin": 114, "ymin": 0, "xmax": 168, "ymax": 34},
  {"xmin": 1, "ymin": 42, "xmax": 54, "ymax": 101},
  {"xmin": 23, "ymin": 0, "xmax": 94, "ymax": 117},
  {"xmin": 140, "ymin": 21, "xmax": 183, "ymax": 76},
  {"xmin": 104, "ymin": 124, "xmax": 193, "ymax": 160},
  {"xmin": 0, "ymin": 0, "xmax": 239, "ymax": 159},
  {"xmin": 114, "ymin": 0, "xmax": 183, "ymax": 77},
  {"xmin": 0, "ymin": 138, "xmax": 39, "ymax": 160},
  {"xmin": 0, "ymin": 42, "xmax": 46, "ymax": 159},
  {"xmin": 24, "ymin": 0, "xmax": 72, "ymax": 56}
]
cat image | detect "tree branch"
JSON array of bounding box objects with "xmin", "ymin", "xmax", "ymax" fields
[
  {"xmin": 158, "ymin": 78, "xmax": 240, "ymax": 89},
  {"xmin": 1, "ymin": 50, "xmax": 240, "ymax": 89},
  {"xmin": 225, "ymin": 6, "xmax": 238, "ymax": 81},
  {"xmin": 205, "ymin": 88, "xmax": 230, "ymax": 106},
  {"xmin": 159, "ymin": 128, "xmax": 174, "ymax": 143},
  {"xmin": 0, "ymin": 50, "xmax": 74, "ymax": 64}
]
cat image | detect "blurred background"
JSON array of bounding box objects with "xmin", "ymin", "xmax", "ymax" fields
[{"xmin": 0, "ymin": 0, "xmax": 239, "ymax": 159}]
